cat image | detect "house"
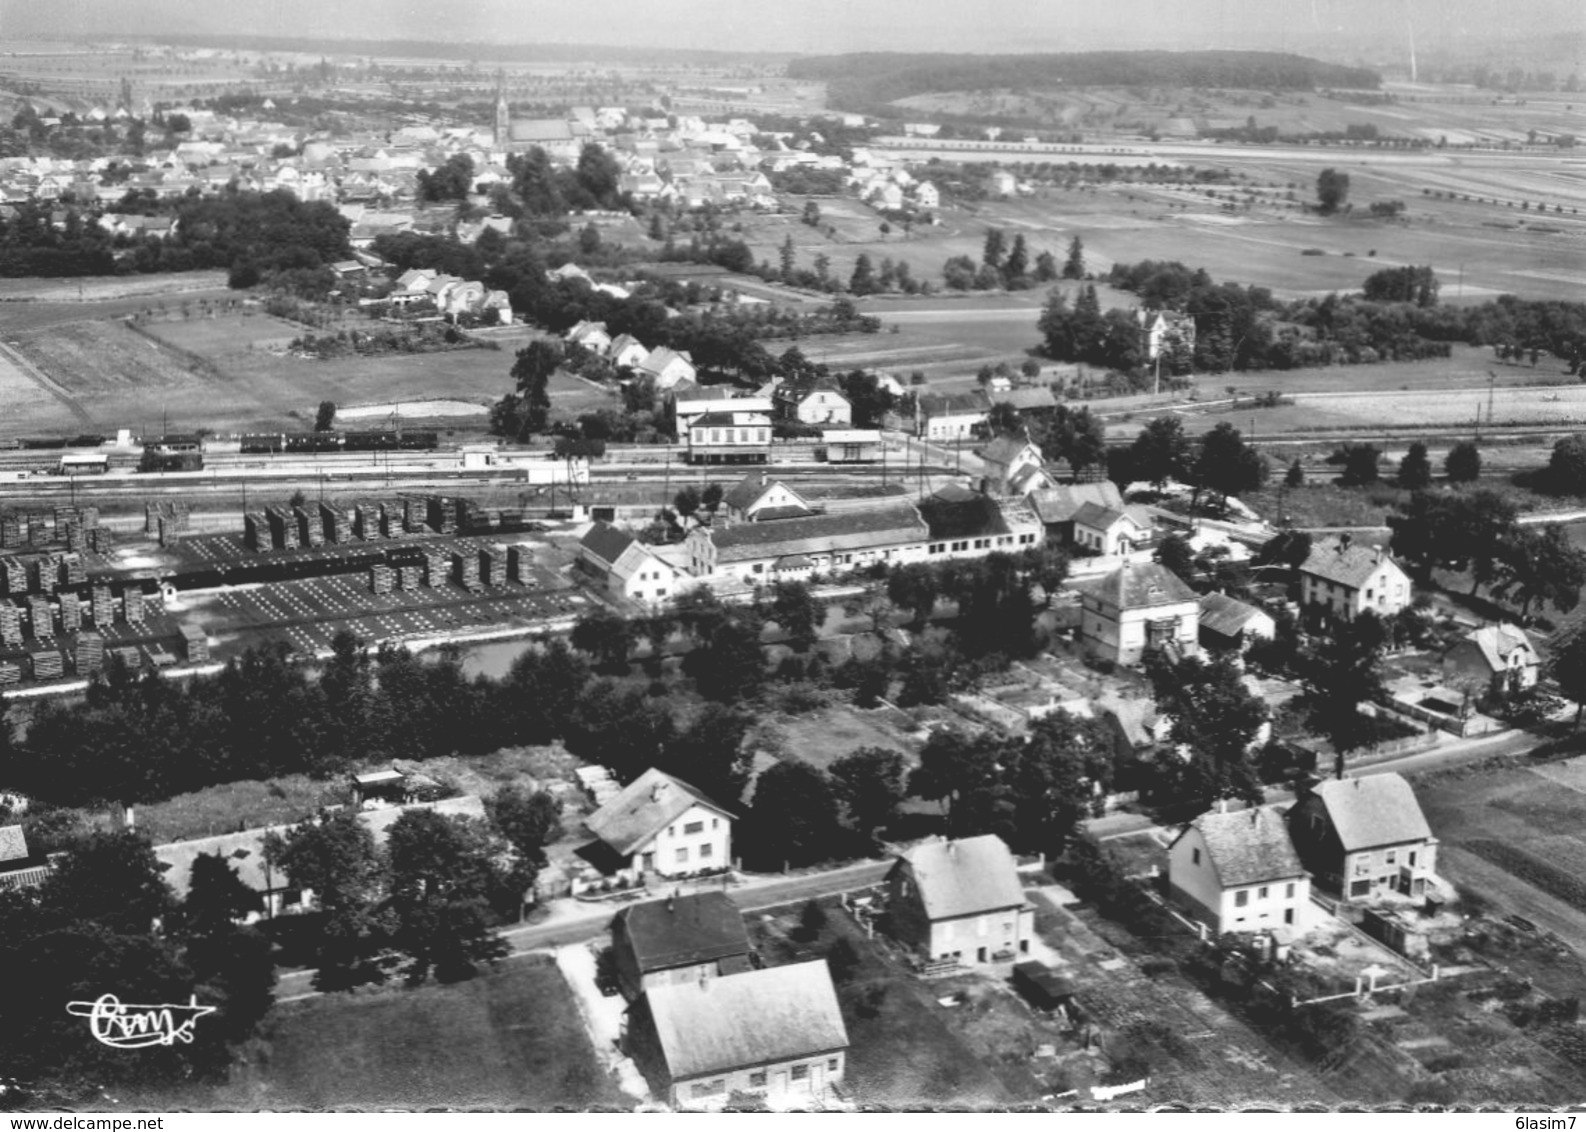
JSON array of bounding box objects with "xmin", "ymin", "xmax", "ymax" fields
[
  {"xmin": 1198, "ymin": 592, "xmax": 1277, "ymax": 652},
  {"xmin": 1028, "ymin": 482, "xmax": 1124, "ymax": 544},
  {"xmin": 773, "ymin": 381, "xmax": 852, "ymax": 427},
  {"xmin": 1442, "ymin": 622, "xmax": 1539, "ymax": 700},
  {"xmin": 0, "ymin": 824, "xmax": 49, "ymax": 892},
  {"xmin": 610, "ymin": 890, "xmax": 753, "ymax": 1001},
  {"xmin": 638, "ymin": 347, "xmax": 698, "ymax": 392},
  {"xmin": 624, "ymin": 960, "xmax": 848, "ymax": 1109},
  {"xmin": 583, "ymin": 768, "xmax": 734, "ymax": 880},
  {"xmin": 686, "ymin": 410, "xmax": 772, "ymax": 466},
  {"xmin": 1167, "ymin": 806, "xmax": 1313, "ymax": 936},
  {"xmin": 914, "ymin": 181, "xmax": 940, "ymax": 209},
  {"xmin": 977, "ymin": 435, "xmax": 1049, "ymax": 496},
  {"xmin": 885, "ymin": 834, "xmax": 1034, "ymax": 965},
  {"xmin": 721, "ymin": 472, "xmax": 816, "ymax": 523},
  {"xmin": 1298, "ymin": 535, "xmax": 1413, "ymax": 623},
  {"xmin": 1077, "ymin": 561, "xmax": 1201, "ymax": 666},
  {"xmin": 912, "ymin": 391, "xmax": 987, "ymax": 441},
  {"xmin": 565, "ymin": 319, "xmax": 612, "ymax": 353},
  {"xmin": 609, "ymin": 333, "xmax": 650, "ymax": 370},
  {"xmin": 1286, "ymin": 773, "xmax": 1439, "ymax": 900},
  {"xmin": 673, "ymin": 395, "xmax": 774, "ymax": 437},
  {"xmin": 1137, "ymin": 309, "xmax": 1197, "ymax": 362},
  {"xmin": 820, "ymin": 430, "xmax": 884, "ymax": 465},
  {"xmin": 988, "ymin": 386, "xmax": 1058, "ymax": 415},
  {"xmin": 1071, "ymin": 503, "xmax": 1156, "ymax": 558},
  {"xmin": 1094, "ymin": 694, "xmax": 1172, "ymax": 766},
  {"xmin": 577, "ymin": 522, "xmax": 682, "ymax": 606},
  {"xmin": 687, "ymin": 504, "xmax": 929, "ymax": 583}
]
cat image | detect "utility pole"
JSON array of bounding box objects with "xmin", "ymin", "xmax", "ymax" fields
[{"xmin": 1487, "ymin": 370, "xmax": 1497, "ymax": 432}]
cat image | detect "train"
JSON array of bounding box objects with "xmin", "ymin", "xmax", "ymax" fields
[{"xmin": 239, "ymin": 430, "xmax": 441, "ymax": 454}]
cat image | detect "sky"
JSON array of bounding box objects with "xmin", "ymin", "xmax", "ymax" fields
[{"xmin": 1, "ymin": 0, "xmax": 1580, "ymax": 60}]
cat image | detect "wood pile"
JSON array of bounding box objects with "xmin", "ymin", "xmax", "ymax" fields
[
  {"xmin": 295, "ymin": 506, "xmax": 324, "ymax": 548},
  {"xmin": 369, "ymin": 564, "xmax": 395, "ymax": 595},
  {"xmin": 27, "ymin": 597, "xmax": 52, "ymax": 638},
  {"xmin": 75, "ymin": 631, "xmax": 104, "ymax": 675},
  {"xmin": 27, "ymin": 645, "xmax": 63, "ymax": 681},
  {"xmin": 179, "ymin": 623, "xmax": 209, "ymax": 663},
  {"xmin": 58, "ymin": 592, "xmax": 82, "ymax": 633},
  {"xmin": 123, "ymin": 587, "xmax": 145, "ymax": 624},
  {"xmin": 0, "ymin": 604, "xmax": 21, "ymax": 648},
  {"xmin": 91, "ymin": 585, "xmax": 115, "ymax": 625},
  {"xmin": 452, "ymin": 550, "xmax": 481, "ymax": 592},
  {"xmin": 480, "ymin": 546, "xmax": 505, "ymax": 588}
]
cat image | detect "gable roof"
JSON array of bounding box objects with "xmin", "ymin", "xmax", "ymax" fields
[
  {"xmin": 1198, "ymin": 592, "xmax": 1270, "ymax": 639},
  {"xmin": 642, "ymin": 961, "xmax": 848, "ymax": 1080},
  {"xmin": 0, "ymin": 824, "xmax": 29, "ymax": 866},
  {"xmin": 1027, "ymin": 482, "xmax": 1123, "ymax": 525},
  {"xmin": 614, "ymin": 891, "xmax": 751, "ymax": 973},
  {"xmin": 1299, "ymin": 537, "xmax": 1405, "ymax": 590},
  {"xmin": 1072, "ymin": 502, "xmax": 1150, "ymax": 532},
  {"xmin": 916, "ymin": 391, "xmax": 986, "ymax": 417},
  {"xmin": 979, "ymin": 434, "xmax": 1037, "ymax": 466},
  {"xmin": 1468, "ymin": 623, "xmax": 1536, "ymax": 672},
  {"xmin": 586, "ymin": 768, "xmax": 732, "ymax": 858},
  {"xmin": 894, "ymin": 834, "xmax": 1026, "ymax": 919},
  {"xmin": 1179, "ymin": 806, "xmax": 1305, "ymax": 887},
  {"xmin": 1310, "ymin": 774, "xmax": 1433, "ymax": 851},
  {"xmin": 705, "ymin": 505, "xmax": 927, "ymax": 562},
  {"xmin": 1088, "ymin": 561, "xmax": 1198, "ymax": 612},
  {"xmin": 581, "ymin": 522, "xmax": 637, "ymax": 566},
  {"xmin": 992, "ymin": 387, "xmax": 1057, "ymax": 412}
]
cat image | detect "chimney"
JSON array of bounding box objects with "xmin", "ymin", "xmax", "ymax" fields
[
  {"xmin": 667, "ymin": 893, "xmax": 675, "ymax": 913},
  {"xmin": 651, "ymin": 780, "xmax": 667, "ymax": 803},
  {"xmin": 1216, "ymin": 798, "xmax": 1229, "ymax": 814},
  {"xmin": 1375, "ymin": 546, "xmax": 1385, "ymax": 563},
  {"xmin": 123, "ymin": 803, "xmax": 135, "ymax": 830},
  {"xmin": 1339, "ymin": 532, "xmax": 1352, "ymax": 553},
  {"xmin": 760, "ymin": 470, "xmax": 768, "ymax": 487}
]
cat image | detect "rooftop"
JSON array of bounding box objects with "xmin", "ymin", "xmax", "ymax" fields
[
  {"xmin": 893, "ymin": 834, "xmax": 1027, "ymax": 920},
  {"xmin": 1182, "ymin": 806, "xmax": 1306, "ymax": 887},
  {"xmin": 614, "ymin": 891, "xmax": 751, "ymax": 973},
  {"xmin": 1308, "ymin": 773, "xmax": 1433, "ymax": 852},
  {"xmin": 586, "ymin": 768, "xmax": 731, "ymax": 858}
]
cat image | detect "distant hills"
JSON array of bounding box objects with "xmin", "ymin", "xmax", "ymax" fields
[{"xmin": 789, "ymin": 51, "xmax": 1383, "ymax": 117}]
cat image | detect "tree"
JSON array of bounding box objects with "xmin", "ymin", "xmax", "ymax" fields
[
  {"xmin": 1446, "ymin": 440, "xmax": 1482, "ymax": 484},
  {"xmin": 1008, "ymin": 709, "xmax": 1117, "ymax": 853},
  {"xmin": 1300, "ymin": 611, "xmax": 1390, "ymax": 754},
  {"xmin": 802, "ymin": 200, "xmax": 821, "ymax": 227},
  {"xmin": 1339, "ymin": 444, "xmax": 1381, "ymax": 487},
  {"xmin": 173, "ymin": 854, "xmax": 274, "ymax": 1045},
  {"xmin": 1547, "ymin": 623, "xmax": 1586, "ymax": 727},
  {"xmin": 887, "ymin": 562, "xmax": 941, "ymax": 627},
  {"xmin": 1145, "ymin": 652, "xmax": 1268, "ymax": 811},
  {"xmin": 829, "ymin": 747, "xmax": 908, "ymax": 843},
  {"xmin": 848, "ymin": 253, "xmax": 878, "ymax": 296},
  {"xmin": 1192, "ymin": 422, "xmax": 1266, "ymax": 509},
  {"xmin": 1285, "ymin": 458, "xmax": 1305, "ymax": 488},
  {"xmin": 570, "ymin": 607, "xmax": 636, "ymax": 672},
  {"xmin": 673, "ymin": 485, "xmax": 701, "ymax": 522},
  {"xmin": 40, "ymin": 829, "xmax": 176, "ymax": 936},
  {"xmin": 663, "ymin": 703, "xmax": 754, "ymax": 808},
  {"xmin": 686, "ymin": 616, "xmax": 766, "ymax": 702},
  {"xmin": 1131, "ymin": 415, "xmax": 1193, "ymax": 490},
  {"xmin": 1397, "ymin": 442, "xmax": 1432, "ymax": 489},
  {"xmin": 266, "ymin": 810, "xmax": 391, "ymax": 990},
  {"xmin": 1003, "ymin": 234, "xmax": 1029, "ymax": 284},
  {"xmin": 1316, "ymin": 168, "xmax": 1351, "ymax": 215},
  {"xmin": 1387, "ymin": 492, "xmax": 1464, "ymax": 584},
  {"xmin": 1156, "ymin": 534, "xmax": 1197, "ymax": 583},
  {"xmin": 1494, "ymin": 523, "xmax": 1586, "ymax": 619},
  {"xmin": 1458, "ymin": 489, "xmax": 1520, "ymax": 596},
  {"xmin": 982, "ymin": 227, "xmax": 1006, "ymax": 269},
  {"xmin": 909, "ymin": 727, "xmax": 1002, "ymax": 819},
  {"xmin": 779, "ymin": 234, "xmax": 796, "ymax": 279},
  {"xmin": 1028, "ymin": 403, "xmax": 1107, "ymax": 474},
  {"xmin": 1063, "ymin": 235, "xmax": 1086, "ymax": 279},
  {"xmin": 746, "ymin": 760, "xmax": 845, "ymax": 869},
  {"xmin": 385, "ymin": 809, "xmax": 510, "ymax": 984},
  {"xmin": 1034, "ymin": 250, "xmax": 1058, "ymax": 282},
  {"xmin": 314, "ymin": 400, "xmax": 337, "ymax": 432},
  {"xmin": 768, "ymin": 579, "xmax": 821, "ymax": 650},
  {"xmin": 1550, "ymin": 435, "xmax": 1586, "ymax": 494}
]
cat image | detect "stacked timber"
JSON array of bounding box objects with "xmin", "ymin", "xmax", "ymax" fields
[
  {"xmin": 453, "ymin": 550, "xmax": 481, "ymax": 592},
  {"xmin": 319, "ymin": 503, "xmax": 347, "ymax": 544},
  {"xmin": 267, "ymin": 507, "xmax": 298, "ymax": 550},
  {"xmin": 75, "ymin": 631, "xmax": 104, "ymax": 675},
  {"xmin": 58, "ymin": 592, "xmax": 82, "ymax": 634},
  {"xmin": 59, "ymin": 553, "xmax": 85, "ymax": 588},
  {"xmin": 27, "ymin": 645, "xmax": 63, "ymax": 681},
  {"xmin": 91, "ymin": 585, "xmax": 115, "ymax": 625},
  {"xmin": 0, "ymin": 604, "xmax": 21, "ymax": 648},
  {"xmin": 243, "ymin": 513, "xmax": 269, "ymax": 551},
  {"xmin": 398, "ymin": 565, "xmax": 421, "ymax": 591},
  {"xmin": 87, "ymin": 526, "xmax": 113, "ymax": 553},
  {"xmin": 179, "ymin": 624, "xmax": 209, "ymax": 663},
  {"xmin": 27, "ymin": 597, "xmax": 53, "ymax": 639},
  {"xmin": 380, "ymin": 500, "xmax": 404, "ymax": 538},
  {"xmin": 369, "ymin": 564, "xmax": 395, "ymax": 595},
  {"xmin": 0, "ymin": 512, "xmax": 22, "ymax": 548},
  {"xmin": 0, "ymin": 660, "xmax": 19, "ymax": 684},
  {"xmin": 0, "ymin": 558, "xmax": 19, "ymax": 596},
  {"xmin": 295, "ymin": 506, "xmax": 324, "ymax": 548},
  {"xmin": 479, "ymin": 546, "xmax": 505, "ymax": 588},
  {"xmin": 423, "ymin": 549, "xmax": 448, "ymax": 587},
  {"xmin": 353, "ymin": 503, "xmax": 379, "ymax": 540},
  {"xmin": 27, "ymin": 515, "xmax": 50, "ymax": 547},
  {"xmin": 404, "ymin": 497, "xmax": 427, "ymax": 534},
  {"xmin": 123, "ymin": 588, "xmax": 145, "ymax": 624}
]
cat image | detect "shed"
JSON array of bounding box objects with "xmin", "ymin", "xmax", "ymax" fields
[{"xmin": 1013, "ymin": 961, "xmax": 1073, "ymax": 1011}]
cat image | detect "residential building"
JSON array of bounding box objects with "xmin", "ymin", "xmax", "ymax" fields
[
  {"xmin": 1071, "ymin": 503, "xmax": 1155, "ymax": 557},
  {"xmin": 624, "ymin": 960, "xmax": 848, "ymax": 1109},
  {"xmin": 1027, "ymin": 482, "xmax": 1124, "ymax": 545},
  {"xmin": 583, "ymin": 768, "xmax": 733, "ymax": 880},
  {"xmin": 639, "ymin": 347, "xmax": 699, "ymax": 392},
  {"xmin": 576, "ymin": 522, "xmax": 682, "ymax": 605},
  {"xmin": 885, "ymin": 834, "xmax": 1034, "ymax": 965},
  {"xmin": 773, "ymin": 381, "xmax": 852, "ymax": 427},
  {"xmin": 1297, "ymin": 535, "xmax": 1413, "ymax": 623},
  {"xmin": 609, "ymin": 333, "xmax": 650, "ymax": 370},
  {"xmin": 1166, "ymin": 806, "xmax": 1312, "ymax": 936},
  {"xmin": 977, "ymin": 435, "xmax": 1050, "ymax": 496},
  {"xmin": 673, "ymin": 395, "xmax": 774, "ymax": 437},
  {"xmin": 685, "ymin": 410, "xmax": 772, "ymax": 466},
  {"xmin": 1077, "ymin": 561, "xmax": 1201, "ymax": 666},
  {"xmin": 1198, "ymin": 593, "xmax": 1277, "ymax": 652},
  {"xmin": 566, "ymin": 319, "xmax": 613, "ymax": 353},
  {"xmin": 916, "ymin": 484, "xmax": 1044, "ymax": 560},
  {"xmin": 1442, "ymin": 622, "xmax": 1539, "ymax": 700},
  {"xmin": 610, "ymin": 890, "xmax": 753, "ymax": 1001},
  {"xmin": 721, "ymin": 472, "xmax": 816, "ymax": 523},
  {"xmin": 1286, "ymin": 773, "xmax": 1439, "ymax": 900},
  {"xmin": 912, "ymin": 391, "xmax": 987, "ymax": 441},
  {"xmin": 1137, "ymin": 309, "xmax": 1197, "ymax": 362}
]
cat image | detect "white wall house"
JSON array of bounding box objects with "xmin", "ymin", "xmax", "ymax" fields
[
  {"xmin": 1167, "ymin": 806, "xmax": 1313, "ymax": 936},
  {"xmin": 584, "ymin": 768, "xmax": 733, "ymax": 880}
]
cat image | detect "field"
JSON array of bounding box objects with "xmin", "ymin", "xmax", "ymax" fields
[
  {"xmin": 206, "ymin": 956, "xmax": 625, "ymax": 1110},
  {"xmin": 764, "ymin": 703, "xmax": 919, "ymax": 771}
]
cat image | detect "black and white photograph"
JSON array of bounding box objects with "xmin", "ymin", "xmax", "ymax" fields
[{"xmin": 0, "ymin": 0, "xmax": 1583, "ymax": 1115}]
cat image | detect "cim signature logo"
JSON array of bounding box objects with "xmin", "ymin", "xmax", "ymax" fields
[{"xmin": 65, "ymin": 994, "xmax": 217, "ymax": 1049}]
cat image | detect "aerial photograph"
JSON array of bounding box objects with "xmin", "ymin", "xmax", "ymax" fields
[{"xmin": 0, "ymin": 0, "xmax": 1584, "ymax": 1114}]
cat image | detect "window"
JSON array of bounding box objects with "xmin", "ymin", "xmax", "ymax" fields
[
  {"xmin": 791, "ymin": 1064, "xmax": 809, "ymax": 1081},
  {"xmin": 690, "ymin": 1080, "xmax": 726, "ymax": 1098},
  {"xmin": 828, "ymin": 1059, "xmax": 839, "ymax": 1072},
  {"xmin": 712, "ymin": 818, "xmax": 719, "ymax": 829},
  {"xmin": 1350, "ymin": 879, "xmax": 1371, "ymax": 897},
  {"xmin": 668, "ymin": 826, "xmax": 675, "ymax": 837},
  {"xmin": 684, "ymin": 821, "xmax": 704, "ymax": 835},
  {"xmin": 699, "ymin": 843, "xmax": 713, "ymax": 859},
  {"xmin": 1408, "ymin": 850, "xmax": 1417, "ymax": 867},
  {"xmin": 1385, "ymin": 849, "xmax": 1397, "ymax": 866},
  {"xmin": 676, "ymin": 848, "xmax": 689, "ymax": 864},
  {"xmin": 758, "ymin": 429, "xmax": 768, "ymax": 442},
  {"xmin": 1235, "ymin": 890, "xmax": 1249, "ymax": 907},
  {"xmin": 1285, "ymin": 882, "xmax": 1296, "ymax": 899},
  {"xmin": 748, "ymin": 1072, "xmax": 767, "ymax": 1089},
  {"xmin": 711, "ymin": 429, "xmax": 721, "ymax": 443},
  {"xmin": 1192, "ymin": 848, "xmax": 1201, "ymax": 866},
  {"xmin": 1258, "ymin": 886, "xmax": 1269, "ymax": 900}
]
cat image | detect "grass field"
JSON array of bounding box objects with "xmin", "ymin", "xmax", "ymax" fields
[
  {"xmin": 765, "ymin": 704, "xmax": 918, "ymax": 771},
  {"xmin": 217, "ymin": 956, "xmax": 624, "ymax": 1110}
]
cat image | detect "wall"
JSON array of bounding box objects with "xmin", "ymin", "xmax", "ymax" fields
[
  {"xmin": 633, "ymin": 804, "xmax": 731, "ymax": 876},
  {"xmin": 674, "ymin": 1051, "xmax": 845, "ymax": 1110}
]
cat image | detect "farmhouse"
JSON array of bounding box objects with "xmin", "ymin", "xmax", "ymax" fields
[
  {"xmin": 1286, "ymin": 773, "xmax": 1439, "ymax": 901},
  {"xmin": 610, "ymin": 890, "xmax": 753, "ymax": 1001},
  {"xmin": 773, "ymin": 380, "xmax": 852, "ymax": 427},
  {"xmin": 583, "ymin": 768, "xmax": 734, "ymax": 880},
  {"xmin": 912, "ymin": 391, "xmax": 987, "ymax": 441},
  {"xmin": 609, "ymin": 333, "xmax": 650, "ymax": 369},
  {"xmin": 1071, "ymin": 503, "xmax": 1156, "ymax": 557},
  {"xmin": 1298, "ymin": 535, "xmax": 1412, "ymax": 623},
  {"xmin": 624, "ymin": 960, "xmax": 849, "ymax": 1109},
  {"xmin": 639, "ymin": 347, "xmax": 698, "ymax": 392},
  {"xmin": 885, "ymin": 834, "xmax": 1034, "ymax": 965},
  {"xmin": 1442, "ymin": 622, "xmax": 1538, "ymax": 700},
  {"xmin": 721, "ymin": 472, "xmax": 815, "ymax": 523},
  {"xmin": 977, "ymin": 435, "xmax": 1051, "ymax": 496},
  {"xmin": 1166, "ymin": 806, "xmax": 1312, "ymax": 936},
  {"xmin": 1077, "ymin": 561, "xmax": 1200, "ymax": 667},
  {"xmin": 565, "ymin": 319, "xmax": 613, "ymax": 353},
  {"xmin": 577, "ymin": 522, "xmax": 682, "ymax": 606},
  {"xmin": 1027, "ymin": 482, "xmax": 1124, "ymax": 545}
]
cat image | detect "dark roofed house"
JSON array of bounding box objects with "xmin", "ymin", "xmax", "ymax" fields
[
  {"xmin": 624, "ymin": 960, "xmax": 849, "ymax": 1109},
  {"xmin": 1287, "ymin": 773, "xmax": 1438, "ymax": 900},
  {"xmin": 577, "ymin": 521, "xmax": 682, "ymax": 606},
  {"xmin": 1167, "ymin": 806, "xmax": 1312, "ymax": 935},
  {"xmin": 1198, "ymin": 592, "xmax": 1276, "ymax": 652},
  {"xmin": 583, "ymin": 768, "xmax": 734, "ymax": 881},
  {"xmin": 611, "ymin": 890, "xmax": 753, "ymax": 1001},
  {"xmin": 885, "ymin": 834, "xmax": 1033, "ymax": 966},
  {"xmin": 1028, "ymin": 482, "xmax": 1124, "ymax": 542},
  {"xmin": 1298, "ymin": 535, "xmax": 1412, "ymax": 623},
  {"xmin": 1071, "ymin": 502, "xmax": 1155, "ymax": 557},
  {"xmin": 721, "ymin": 472, "xmax": 815, "ymax": 523},
  {"xmin": 976, "ymin": 435, "xmax": 1051, "ymax": 497}
]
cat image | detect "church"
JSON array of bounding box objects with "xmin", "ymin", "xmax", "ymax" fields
[{"xmin": 493, "ymin": 78, "xmax": 588, "ymax": 160}]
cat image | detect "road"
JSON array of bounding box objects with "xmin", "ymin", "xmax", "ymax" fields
[{"xmin": 275, "ymin": 858, "xmax": 892, "ymax": 1003}]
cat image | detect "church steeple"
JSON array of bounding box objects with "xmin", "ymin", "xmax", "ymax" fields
[{"xmin": 493, "ymin": 69, "xmax": 510, "ymax": 149}]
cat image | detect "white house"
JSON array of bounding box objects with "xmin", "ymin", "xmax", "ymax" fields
[
  {"xmin": 721, "ymin": 472, "xmax": 816, "ymax": 523},
  {"xmin": 609, "ymin": 333, "xmax": 650, "ymax": 370},
  {"xmin": 685, "ymin": 410, "xmax": 772, "ymax": 465},
  {"xmin": 1167, "ymin": 806, "xmax": 1313, "ymax": 936},
  {"xmin": 583, "ymin": 768, "xmax": 734, "ymax": 879},
  {"xmin": 577, "ymin": 522, "xmax": 682, "ymax": 606},
  {"xmin": 885, "ymin": 834, "xmax": 1034, "ymax": 965},
  {"xmin": 566, "ymin": 319, "xmax": 613, "ymax": 353},
  {"xmin": 1287, "ymin": 774, "xmax": 1439, "ymax": 901},
  {"xmin": 1071, "ymin": 503, "xmax": 1155, "ymax": 557},
  {"xmin": 639, "ymin": 346, "xmax": 698, "ymax": 391},
  {"xmin": 1077, "ymin": 561, "xmax": 1200, "ymax": 666},
  {"xmin": 1298, "ymin": 536, "xmax": 1413, "ymax": 623}
]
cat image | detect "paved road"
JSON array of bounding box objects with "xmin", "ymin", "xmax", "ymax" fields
[{"xmin": 275, "ymin": 858, "xmax": 892, "ymax": 1003}]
